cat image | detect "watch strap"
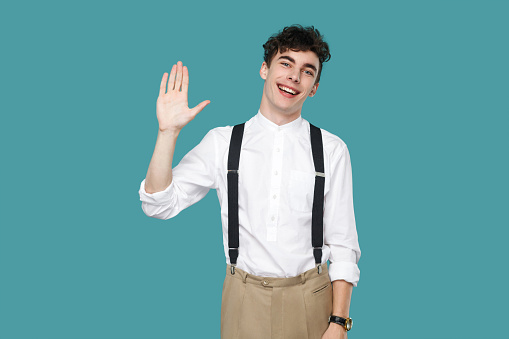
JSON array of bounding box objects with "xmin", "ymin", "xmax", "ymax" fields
[{"xmin": 329, "ymin": 315, "xmax": 353, "ymax": 331}]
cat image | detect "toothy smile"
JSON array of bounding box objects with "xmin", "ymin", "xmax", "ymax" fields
[{"xmin": 277, "ymin": 84, "xmax": 300, "ymax": 95}]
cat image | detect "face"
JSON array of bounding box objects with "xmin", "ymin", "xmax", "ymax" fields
[{"xmin": 259, "ymin": 49, "xmax": 320, "ymax": 121}]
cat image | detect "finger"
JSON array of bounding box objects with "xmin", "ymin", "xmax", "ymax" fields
[
  {"xmin": 181, "ymin": 66, "xmax": 189, "ymax": 94},
  {"xmin": 191, "ymin": 100, "xmax": 211, "ymax": 116},
  {"xmin": 168, "ymin": 64, "xmax": 177, "ymax": 91},
  {"xmin": 175, "ymin": 61, "xmax": 183, "ymax": 91},
  {"xmin": 159, "ymin": 72, "xmax": 168, "ymax": 96}
]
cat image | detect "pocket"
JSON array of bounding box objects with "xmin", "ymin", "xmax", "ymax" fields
[
  {"xmin": 312, "ymin": 283, "xmax": 331, "ymax": 296},
  {"xmin": 304, "ymin": 278, "xmax": 333, "ymax": 339},
  {"xmin": 288, "ymin": 170, "xmax": 315, "ymax": 212}
]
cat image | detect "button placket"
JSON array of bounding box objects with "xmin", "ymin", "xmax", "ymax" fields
[{"xmin": 266, "ymin": 131, "xmax": 284, "ymax": 242}]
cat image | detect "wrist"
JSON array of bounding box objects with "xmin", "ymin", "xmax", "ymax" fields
[
  {"xmin": 158, "ymin": 128, "xmax": 180, "ymax": 138},
  {"xmin": 329, "ymin": 322, "xmax": 346, "ymax": 332},
  {"xmin": 329, "ymin": 315, "xmax": 353, "ymax": 332}
]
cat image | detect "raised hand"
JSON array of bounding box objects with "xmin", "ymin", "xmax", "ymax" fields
[{"xmin": 156, "ymin": 61, "xmax": 210, "ymax": 133}]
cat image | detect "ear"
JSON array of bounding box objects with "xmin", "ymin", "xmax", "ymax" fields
[
  {"xmin": 308, "ymin": 82, "xmax": 319, "ymax": 97},
  {"xmin": 260, "ymin": 62, "xmax": 268, "ymax": 80}
]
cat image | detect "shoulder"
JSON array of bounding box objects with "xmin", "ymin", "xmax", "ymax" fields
[
  {"xmin": 206, "ymin": 125, "xmax": 232, "ymax": 142},
  {"xmin": 203, "ymin": 122, "xmax": 243, "ymax": 149},
  {"xmin": 306, "ymin": 121, "xmax": 348, "ymax": 158},
  {"xmin": 321, "ymin": 127, "xmax": 347, "ymax": 150},
  {"xmin": 206, "ymin": 115, "xmax": 255, "ymax": 144}
]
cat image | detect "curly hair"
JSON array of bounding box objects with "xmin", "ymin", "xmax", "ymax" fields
[{"xmin": 263, "ymin": 25, "xmax": 331, "ymax": 83}]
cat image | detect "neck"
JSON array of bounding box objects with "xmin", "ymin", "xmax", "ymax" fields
[{"xmin": 258, "ymin": 106, "xmax": 301, "ymax": 126}]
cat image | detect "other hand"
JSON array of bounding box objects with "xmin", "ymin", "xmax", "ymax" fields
[
  {"xmin": 156, "ymin": 61, "xmax": 210, "ymax": 133},
  {"xmin": 322, "ymin": 322, "xmax": 347, "ymax": 339}
]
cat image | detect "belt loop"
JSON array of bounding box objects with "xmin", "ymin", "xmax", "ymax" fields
[
  {"xmin": 242, "ymin": 270, "xmax": 247, "ymax": 283},
  {"xmin": 301, "ymin": 271, "xmax": 307, "ymax": 284}
]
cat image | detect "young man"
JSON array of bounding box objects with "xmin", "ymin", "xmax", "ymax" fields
[{"xmin": 139, "ymin": 25, "xmax": 361, "ymax": 339}]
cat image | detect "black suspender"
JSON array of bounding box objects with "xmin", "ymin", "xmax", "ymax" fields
[
  {"xmin": 227, "ymin": 122, "xmax": 325, "ymax": 275},
  {"xmin": 309, "ymin": 123, "xmax": 325, "ymax": 274},
  {"xmin": 227, "ymin": 123, "xmax": 245, "ymax": 274}
]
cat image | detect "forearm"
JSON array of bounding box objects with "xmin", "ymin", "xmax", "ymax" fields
[
  {"xmin": 331, "ymin": 279, "xmax": 352, "ymax": 317},
  {"xmin": 326, "ymin": 279, "xmax": 353, "ymax": 336},
  {"xmin": 144, "ymin": 129, "xmax": 180, "ymax": 194}
]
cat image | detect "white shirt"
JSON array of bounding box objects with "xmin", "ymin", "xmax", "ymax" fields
[{"xmin": 139, "ymin": 110, "xmax": 361, "ymax": 286}]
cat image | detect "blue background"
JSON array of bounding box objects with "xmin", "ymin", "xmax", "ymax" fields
[{"xmin": 1, "ymin": 1, "xmax": 508, "ymax": 338}]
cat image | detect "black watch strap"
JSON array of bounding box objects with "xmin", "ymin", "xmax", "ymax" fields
[{"xmin": 329, "ymin": 315, "xmax": 353, "ymax": 331}]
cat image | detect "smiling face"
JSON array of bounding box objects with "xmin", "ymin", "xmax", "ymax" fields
[{"xmin": 259, "ymin": 49, "xmax": 320, "ymax": 125}]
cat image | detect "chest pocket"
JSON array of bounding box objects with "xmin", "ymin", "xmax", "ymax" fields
[{"xmin": 288, "ymin": 170, "xmax": 316, "ymax": 213}]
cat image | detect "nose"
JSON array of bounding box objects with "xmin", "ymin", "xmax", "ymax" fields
[{"xmin": 287, "ymin": 70, "xmax": 300, "ymax": 83}]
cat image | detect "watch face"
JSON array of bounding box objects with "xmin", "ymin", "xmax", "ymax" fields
[{"xmin": 346, "ymin": 318, "xmax": 353, "ymax": 331}]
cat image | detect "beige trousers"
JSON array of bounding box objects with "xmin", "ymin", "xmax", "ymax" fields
[{"xmin": 220, "ymin": 264, "xmax": 332, "ymax": 339}]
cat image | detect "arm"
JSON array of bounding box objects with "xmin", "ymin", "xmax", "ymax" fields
[
  {"xmin": 321, "ymin": 142, "xmax": 360, "ymax": 339},
  {"xmin": 145, "ymin": 61, "xmax": 210, "ymax": 194},
  {"xmin": 145, "ymin": 129, "xmax": 179, "ymax": 194},
  {"xmin": 322, "ymin": 280, "xmax": 353, "ymax": 338},
  {"xmin": 323, "ymin": 142, "xmax": 361, "ymax": 285}
]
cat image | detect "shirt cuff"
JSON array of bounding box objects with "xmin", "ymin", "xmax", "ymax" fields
[
  {"xmin": 328, "ymin": 261, "xmax": 360, "ymax": 287},
  {"xmin": 138, "ymin": 179, "xmax": 175, "ymax": 206}
]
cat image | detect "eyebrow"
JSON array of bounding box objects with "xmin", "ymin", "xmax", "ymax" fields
[{"xmin": 277, "ymin": 55, "xmax": 318, "ymax": 73}]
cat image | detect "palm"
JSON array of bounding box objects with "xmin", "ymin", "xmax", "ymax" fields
[{"xmin": 156, "ymin": 61, "xmax": 210, "ymax": 132}]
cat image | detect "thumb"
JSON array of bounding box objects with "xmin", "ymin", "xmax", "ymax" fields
[{"xmin": 191, "ymin": 100, "xmax": 211, "ymax": 116}]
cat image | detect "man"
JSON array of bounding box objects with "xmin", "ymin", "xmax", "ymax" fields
[{"xmin": 139, "ymin": 25, "xmax": 361, "ymax": 339}]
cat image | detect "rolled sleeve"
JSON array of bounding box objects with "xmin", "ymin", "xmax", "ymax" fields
[
  {"xmin": 139, "ymin": 178, "xmax": 175, "ymax": 206},
  {"xmin": 328, "ymin": 245, "xmax": 361, "ymax": 287},
  {"xmin": 139, "ymin": 179, "xmax": 178, "ymax": 219},
  {"xmin": 138, "ymin": 129, "xmax": 219, "ymax": 220}
]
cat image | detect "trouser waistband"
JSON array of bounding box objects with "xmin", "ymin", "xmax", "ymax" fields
[{"xmin": 225, "ymin": 264, "xmax": 329, "ymax": 287}]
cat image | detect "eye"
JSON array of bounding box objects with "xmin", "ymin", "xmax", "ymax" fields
[
  {"xmin": 282, "ymin": 62, "xmax": 290, "ymax": 67},
  {"xmin": 304, "ymin": 70, "xmax": 314, "ymax": 76}
]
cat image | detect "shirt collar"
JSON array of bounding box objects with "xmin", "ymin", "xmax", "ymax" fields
[{"xmin": 254, "ymin": 109, "xmax": 304, "ymax": 133}]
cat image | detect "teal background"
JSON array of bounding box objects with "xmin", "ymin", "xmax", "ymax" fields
[{"xmin": 1, "ymin": 1, "xmax": 507, "ymax": 338}]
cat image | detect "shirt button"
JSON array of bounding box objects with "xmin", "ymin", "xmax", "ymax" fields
[
  {"xmin": 271, "ymin": 216, "xmax": 275, "ymax": 221},
  {"xmin": 273, "ymin": 194, "xmax": 277, "ymax": 199},
  {"xmin": 274, "ymin": 171, "xmax": 278, "ymax": 175},
  {"xmin": 276, "ymin": 148, "xmax": 280, "ymax": 152}
]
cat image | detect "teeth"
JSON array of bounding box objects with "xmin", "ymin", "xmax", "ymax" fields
[{"xmin": 278, "ymin": 85, "xmax": 297, "ymax": 95}]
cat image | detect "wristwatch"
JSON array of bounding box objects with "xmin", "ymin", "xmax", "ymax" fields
[{"xmin": 328, "ymin": 315, "xmax": 353, "ymax": 331}]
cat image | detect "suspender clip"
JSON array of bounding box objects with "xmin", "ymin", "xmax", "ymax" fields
[
  {"xmin": 230, "ymin": 264, "xmax": 236, "ymax": 275},
  {"xmin": 316, "ymin": 263, "xmax": 322, "ymax": 275}
]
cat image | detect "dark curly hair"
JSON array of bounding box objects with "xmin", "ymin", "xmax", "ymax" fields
[{"xmin": 263, "ymin": 25, "xmax": 331, "ymax": 83}]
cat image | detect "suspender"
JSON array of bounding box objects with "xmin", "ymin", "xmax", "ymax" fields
[
  {"xmin": 227, "ymin": 122, "xmax": 325, "ymax": 275},
  {"xmin": 309, "ymin": 123, "xmax": 325, "ymax": 274},
  {"xmin": 227, "ymin": 123, "xmax": 245, "ymax": 274}
]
